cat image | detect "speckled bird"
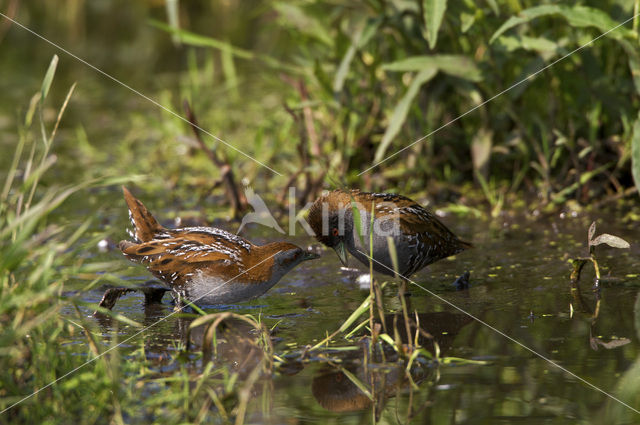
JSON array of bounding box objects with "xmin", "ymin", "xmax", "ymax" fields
[
  {"xmin": 307, "ymin": 189, "xmax": 471, "ymax": 277},
  {"xmin": 119, "ymin": 187, "xmax": 318, "ymax": 306}
]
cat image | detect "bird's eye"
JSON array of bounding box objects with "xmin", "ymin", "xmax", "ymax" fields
[{"xmin": 332, "ymin": 228, "xmax": 339, "ymax": 237}]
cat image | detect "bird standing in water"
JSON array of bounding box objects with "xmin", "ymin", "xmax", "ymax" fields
[
  {"xmin": 119, "ymin": 187, "xmax": 318, "ymax": 307},
  {"xmin": 307, "ymin": 189, "xmax": 471, "ymax": 278}
]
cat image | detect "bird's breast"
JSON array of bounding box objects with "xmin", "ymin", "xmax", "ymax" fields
[{"xmin": 179, "ymin": 269, "xmax": 280, "ymax": 306}]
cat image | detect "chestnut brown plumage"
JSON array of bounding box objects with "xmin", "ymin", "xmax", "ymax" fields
[
  {"xmin": 307, "ymin": 189, "xmax": 471, "ymax": 277},
  {"xmin": 119, "ymin": 187, "xmax": 318, "ymax": 306}
]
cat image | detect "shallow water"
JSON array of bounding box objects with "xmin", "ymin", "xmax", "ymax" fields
[
  {"xmin": 2, "ymin": 5, "xmax": 639, "ymax": 421},
  {"xmin": 62, "ymin": 195, "xmax": 640, "ymax": 424}
]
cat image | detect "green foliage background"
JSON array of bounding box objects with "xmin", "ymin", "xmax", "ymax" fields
[{"xmin": 1, "ymin": 0, "xmax": 640, "ymax": 423}]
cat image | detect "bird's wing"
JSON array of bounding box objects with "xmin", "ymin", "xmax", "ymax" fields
[{"xmin": 120, "ymin": 232, "xmax": 244, "ymax": 286}]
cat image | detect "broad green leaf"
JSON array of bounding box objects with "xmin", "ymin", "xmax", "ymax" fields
[
  {"xmin": 632, "ymin": 113, "xmax": 640, "ymax": 194},
  {"xmin": 490, "ymin": 5, "xmax": 634, "ymax": 43},
  {"xmin": 497, "ymin": 35, "xmax": 559, "ymax": 54},
  {"xmin": 374, "ymin": 68, "xmax": 438, "ymax": 163},
  {"xmin": 590, "ymin": 233, "xmax": 631, "ymax": 249},
  {"xmin": 490, "ymin": 5, "xmax": 563, "ymax": 43},
  {"xmin": 382, "ymin": 54, "xmax": 481, "ymax": 81},
  {"xmin": 40, "ymin": 55, "xmax": 58, "ymax": 102},
  {"xmin": 562, "ymin": 6, "xmax": 629, "ymax": 38},
  {"xmin": 422, "ymin": 0, "xmax": 448, "ymax": 49}
]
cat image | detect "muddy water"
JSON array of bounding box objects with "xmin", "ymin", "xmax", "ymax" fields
[{"xmin": 62, "ymin": 194, "xmax": 640, "ymax": 424}]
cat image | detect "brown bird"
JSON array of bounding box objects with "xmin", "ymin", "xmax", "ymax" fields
[
  {"xmin": 119, "ymin": 187, "xmax": 318, "ymax": 306},
  {"xmin": 307, "ymin": 189, "xmax": 471, "ymax": 278}
]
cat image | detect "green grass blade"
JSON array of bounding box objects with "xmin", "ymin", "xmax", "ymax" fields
[
  {"xmin": 40, "ymin": 55, "xmax": 58, "ymax": 102},
  {"xmin": 374, "ymin": 68, "xmax": 437, "ymax": 163}
]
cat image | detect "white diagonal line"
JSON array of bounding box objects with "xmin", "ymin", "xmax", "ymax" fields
[
  {"xmin": 354, "ymin": 248, "xmax": 640, "ymax": 415},
  {"xmin": 359, "ymin": 13, "xmax": 640, "ymax": 176},
  {"xmin": 0, "ymin": 250, "xmax": 281, "ymax": 415},
  {"xmin": 0, "ymin": 12, "xmax": 282, "ymax": 176}
]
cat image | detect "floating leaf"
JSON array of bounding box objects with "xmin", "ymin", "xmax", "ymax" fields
[
  {"xmin": 382, "ymin": 54, "xmax": 482, "ymax": 81},
  {"xmin": 590, "ymin": 234, "xmax": 630, "ymax": 249},
  {"xmin": 422, "ymin": 0, "xmax": 448, "ymax": 49},
  {"xmin": 374, "ymin": 68, "xmax": 437, "ymax": 162}
]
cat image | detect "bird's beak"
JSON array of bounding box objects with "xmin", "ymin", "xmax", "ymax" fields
[
  {"xmin": 333, "ymin": 242, "xmax": 348, "ymax": 266},
  {"xmin": 303, "ymin": 251, "xmax": 320, "ymax": 261}
]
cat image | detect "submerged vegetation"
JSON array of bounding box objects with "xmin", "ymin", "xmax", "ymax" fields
[{"xmin": 1, "ymin": 0, "xmax": 640, "ymax": 424}]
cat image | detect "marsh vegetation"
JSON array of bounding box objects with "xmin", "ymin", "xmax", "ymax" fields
[{"xmin": 1, "ymin": 1, "xmax": 640, "ymax": 424}]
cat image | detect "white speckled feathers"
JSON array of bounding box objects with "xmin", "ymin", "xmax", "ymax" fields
[{"xmin": 119, "ymin": 227, "xmax": 252, "ymax": 287}]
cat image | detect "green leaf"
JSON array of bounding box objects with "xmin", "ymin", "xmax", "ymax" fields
[
  {"xmin": 386, "ymin": 237, "xmax": 400, "ymax": 278},
  {"xmin": 338, "ymin": 366, "xmax": 373, "ymax": 400},
  {"xmin": 334, "ymin": 19, "xmax": 381, "ymax": 94},
  {"xmin": 374, "ymin": 68, "xmax": 438, "ymax": 163},
  {"xmin": 334, "ymin": 36, "xmax": 359, "ymax": 94},
  {"xmin": 490, "ymin": 5, "xmax": 562, "ymax": 43},
  {"xmin": 422, "ymin": 0, "xmax": 448, "ymax": 49},
  {"xmin": 460, "ymin": 12, "xmax": 476, "ymax": 33},
  {"xmin": 562, "ymin": 6, "xmax": 629, "ymax": 38},
  {"xmin": 632, "ymin": 113, "xmax": 640, "ymax": 194},
  {"xmin": 497, "ymin": 35, "xmax": 559, "ymax": 54},
  {"xmin": 471, "ymin": 128, "xmax": 492, "ymax": 179},
  {"xmin": 41, "ymin": 54, "xmax": 59, "ymax": 102},
  {"xmin": 272, "ymin": 2, "xmax": 333, "ymax": 46},
  {"xmin": 149, "ymin": 20, "xmax": 301, "ymax": 74},
  {"xmin": 490, "ymin": 5, "xmax": 634, "ymax": 44},
  {"xmin": 350, "ymin": 198, "xmax": 365, "ymax": 246},
  {"xmin": 619, "ymin": 39, "xmax": 640, "ymax": 95},
  {"xmin": 485, "ymin": 0, "xmax": 499, "ymax": 16},
  {"xmin": 382, "ymin": 54, "xmax": 482, "ymax": 81},
  {"xmin": 164, "ymin": 0, "xmax": 180, "ymax": 45}
]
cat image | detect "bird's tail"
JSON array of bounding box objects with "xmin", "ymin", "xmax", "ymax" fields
[{"xmin": 122, "ymin": 186, "xmax": 166, "ymax": 242}]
